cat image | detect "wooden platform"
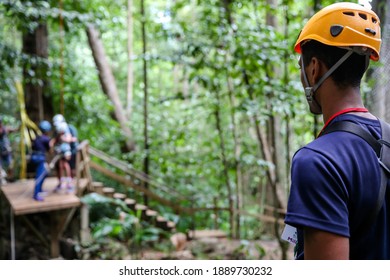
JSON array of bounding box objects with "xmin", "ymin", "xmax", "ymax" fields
[
  {"xmin": 1, "ymin": 177, "xmax": 88, "ymax": 216},
  {"xmin": 1, "ymin": 177, "xmax": 90, "ymax": 259}
]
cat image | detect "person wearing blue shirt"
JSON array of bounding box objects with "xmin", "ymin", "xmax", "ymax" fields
[
  {"xmin": 284, "ymin": 3, "xmax": 389, "ymax": 259},
  {"xmin": 0, "ymin": 116, "xmax": 19, "ymax": 182},
  {"xmin": 31, "ymin": 120, "xmax": 52, "ymax": 201}
]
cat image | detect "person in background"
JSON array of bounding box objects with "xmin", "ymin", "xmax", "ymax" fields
[
  {"xmin": 31, "ymin": 120, "xmax": 52, "ymax": 201},
  {"xmin": 284, "ymin": 3, "xmax": 388, "ymax": 259},
  {"xmin": 50, "ymin": 122, "xmax": 74, "ymax": 192},
  {"xmin": 52, "ymin": 114, "xmax": 79, "ymax": 178},
  {"xmin": 0, "ymin": 116, "xmax": 19, "ymax": 182},
  {"xmin": 50, "ymin": 121, "xmax": 74, "ymax": 193}
]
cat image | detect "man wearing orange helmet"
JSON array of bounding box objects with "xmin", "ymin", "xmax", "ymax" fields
[{"xmin": 284, "ymin": 2, "xmax": 389, "ymax": 259}]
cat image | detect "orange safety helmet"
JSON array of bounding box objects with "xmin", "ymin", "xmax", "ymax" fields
[{"xmin": 295, "ymin": 2, "xmax": 381, "ymax": 61}]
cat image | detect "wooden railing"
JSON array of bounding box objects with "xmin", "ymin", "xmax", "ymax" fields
[
  {"xmin": 88, "ymin": 146, "xmax": 229, "ymax": 216},
  {"xmin": 74, "ymin": 140, "xmax": 93, "ymax": 195},
  {"xmin": 85, "ymin": 143, "xmax": 286, "ymax": 231},
  {"xmin": 88, "ymin": 146, "xmax": 188, "ymax": 202}
]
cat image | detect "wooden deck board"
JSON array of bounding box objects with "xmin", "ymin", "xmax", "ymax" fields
[{"xmin": 1, "ymin": 177, "xmax": 88, "ymax": 216}]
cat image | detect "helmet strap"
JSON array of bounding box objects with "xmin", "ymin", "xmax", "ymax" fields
[
  {"xmin": 301, "ymin": 49, "xmax": 354, "ymax": 114},
  {"xmin": 301, "ymin": 57, "xmax": 322, "ymax": 114},
  {"xmin": 312, "ymin": 49, "xmax": 353, "ymax": 93}
]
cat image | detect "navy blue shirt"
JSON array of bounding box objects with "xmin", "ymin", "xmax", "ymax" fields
[
  {"xmin": 32, "ymin": 135, "xmax": 51, "ymax": 154},
  {"xmin": 285, "ymin": 114, "xmax": 390, "ymax": 259}
]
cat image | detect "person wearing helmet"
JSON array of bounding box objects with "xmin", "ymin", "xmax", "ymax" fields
[
  {"xmin": 52, "ymin": 114, "xmax": 65, "ymax": 127},
  {"xmin": 284, "ymin": 3, "xmax": 388, "ymax": 259},
  {"xmin": 31, "ymin": 120, "xmax": 52, "ymax": 201},
  {"xmin": 52, "ymin": 114, "xmax": 79, "ymax": 177},
  {"xmin": 0, "ymin": 116, "xmax": 19, "ymax": 182},
  {"xmin": 50, "ymin": 120, "xmax": 74, "ymax": 193}
]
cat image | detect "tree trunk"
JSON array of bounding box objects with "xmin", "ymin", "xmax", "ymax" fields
[
  {"xmin": 127, "ymin": 0, "xmax": 134, "ymax": 118},
  {"xmin": 141, "ymin": 0, "xmax": 150, "ymax": 205},
  {"xmin": 86, "ymin": 25, "xmax": 135, "ymax": 152},
  {"xmin": 22, "ymin": 23, "xmax": 53, "ymax": 124},
  {"xmin": 222, "ymin": 0, "xmax": 288, "ymax": 238},
  {"xmin": 221, "ymin": 0, "xmax": 242, "ymax": 239},
  {"xmin": 214, "ymin": 88, "xmax": 235, "ymax": 239},
  {"xmin": 59, "ymin": 0, "xmax": 65, "ymax": 115},
  {"xmin": 264, "ymin": 0, "xmax": 289, "ymax": 260},
  {"xmin": 242, "ymin": 70, "xmax": 282, "ymax": 206},
  {"xmin": 369, "ymin": 0, "xmax": 390, "ymax": 121},
  {"xmin": 282, "ymin": 0, "xmax": 292, "ymax": 193},
  {"xmin": 266, "ymin": 0, "xmax": 289, "ymax": 208},
  {"xmin": 226, "ymin": 73, "xmax": 243, "ymax": 239}
]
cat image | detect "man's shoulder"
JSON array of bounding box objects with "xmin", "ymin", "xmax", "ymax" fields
[
  {"xmin": 295, "ymin": 134, "xmax": 341, "ymax": 156},
  {"xmin": 35, "ymin": 134, "xmax": 50, "ymax": 142},
  {"xmin": 293, "ymin": 130, "xmax": 369, "ymax": 165}
]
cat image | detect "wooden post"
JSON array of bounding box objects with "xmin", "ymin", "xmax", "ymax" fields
[
  {"xmin": 92, "ymin": 181, "xmax": 104, "ymax": 195},
  {"xmin": 75, "ymin": 141, "xmax": 93, "ymax": 194},
  {"xmin": 10, "ymin": 211, "xmax": 15, "ymax": 260},
  {"xmin": 113, "ymin": 192, "xmax": 127, "ymax": 201},
  {"xmin": 124, "ymin": 198, "xmax": 136, "ymax": 211},
  {"xmin": 135, "ymin": 203, "xmax": 147, "ymax": 220},
  {"xmin": 102, "ymin": 187, "xmax": 115, "ymax": 198},
  {"xmin": 80, "ymin": 203, "xmax": 91, "ymax": 243},
  {"xmin": 156, "ymin": 216, "xmax": 168, "ymax": 230},
  {"xmin": 81, "ymin": 143, "xmax": 93, "ymax": 191},
  {"xmin": 144, "ymin": 209, "xmax": 157, "ymax": 222},
  {"xmin": 75, "ymin": 142, "xmax": 82, "ymax": 194},
  {"xmin": 50, "ymin": 208, "xmax": 77, "ymax": 259}
]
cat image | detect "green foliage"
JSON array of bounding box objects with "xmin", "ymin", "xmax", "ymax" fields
[
  {"xmin": 76, "ymin": 237, "xmax": 130, "ymax": 260},
  {"xmin": 231, "ymin": 240, "xmax": 266, "ymax": 260},
  {"xmin": 81, "ymin": 193, "xmax": 130, "ymax": 224},
  {"xmin": 81, "ymin": 193, "xmax": 163, "ymax": 258},
  {"xmin": 93, "ymin": 217, "xmax": 134, "ymax": 241},
  {"xmin": 1, "ymin": 0, "xmax": 382, "ymax": 243}
]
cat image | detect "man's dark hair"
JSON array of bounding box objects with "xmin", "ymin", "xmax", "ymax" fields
[{"xmin": 301, "ymin": 40, "xmax": 368, "ymax": 88}]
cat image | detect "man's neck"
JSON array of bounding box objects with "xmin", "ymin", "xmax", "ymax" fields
[{"xmin": 320, "ymin": 84, "xmax": 366, "ymax": 124}]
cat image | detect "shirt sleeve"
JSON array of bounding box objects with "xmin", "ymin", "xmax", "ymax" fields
[{"xmin": 285, "ymin": 147, "xmax": 350, "ymax": 237}]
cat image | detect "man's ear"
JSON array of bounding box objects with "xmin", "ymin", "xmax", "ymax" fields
[{"xmin": 309, "ymin": 57, "xmax": 324, "ymax": 85}]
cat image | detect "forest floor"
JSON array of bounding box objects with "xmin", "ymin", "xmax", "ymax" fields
[
  {"xmin": 1, "ymin": 233, "xmax": 294, "ymax": 260},
  {"xmin": 0, "ymin": 209, "xmax": 294, "ymax": 260},
  {"xmin": 135, "ymin": 237, "xmax": 295, "ymax": 260}
]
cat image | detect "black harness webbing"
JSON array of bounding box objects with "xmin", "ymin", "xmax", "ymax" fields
[{"xmin": 320, "ymin": 120, "xmax": 390, "ymax": 229}]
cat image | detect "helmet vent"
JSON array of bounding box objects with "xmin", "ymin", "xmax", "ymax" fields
[
  {"xmin": 365, "ymin": 28, "xmax": 377, "ymax": 35},
  {"xmin": 330, "ymin": 25, "xmax": 344, "ymax": 37},
  {"xmin": 372, "ymin": 17, "xmax": 378, "ymax": 24},
  {"xmin": 359, "ymin": 13, "xmax": 368, "ymax": 20},
  {"xmin": 343, "ymin": 11, "xmax": 355, "ymax": 17}
]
